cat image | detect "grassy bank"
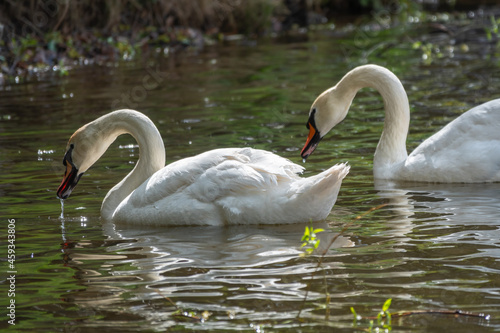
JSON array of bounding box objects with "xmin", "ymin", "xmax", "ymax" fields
[{"xmin": 0, "ymin": 0, "xmax": 497, "ymax": 83}]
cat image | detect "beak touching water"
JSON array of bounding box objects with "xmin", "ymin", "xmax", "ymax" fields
[
  {"xmin": 300, "ymin": 111, "xmax": 322, "ymax": 160},
  {"xmin": 56, "ymin": 145, "xmax": 83, "ymax": 199}
]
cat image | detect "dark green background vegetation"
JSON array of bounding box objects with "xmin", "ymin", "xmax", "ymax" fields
[{"xmin": 0, "ymin": 0, "xmax": 499, "ymax": 80}]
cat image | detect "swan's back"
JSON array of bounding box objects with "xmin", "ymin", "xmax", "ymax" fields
[
  {"xmin": 403, "ymin": 99, "xmax": 500, "ymax": 182},
  {"xmin": 112, "ymin": 148, "xmax": 349, "ymax": 226}
]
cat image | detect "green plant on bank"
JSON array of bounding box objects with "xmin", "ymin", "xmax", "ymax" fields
[
  {"xmin": 4, "ymin": 28, "xmax": 141, "ymax": 73},
  {"xmin": 46, "ymin": 31, "xmax": 82, "ymax": 60},
  {"xmin": 485, "ymin": 15, "xmax": 500, "ymax": 49},
  {"xmin": 10, "ymin": 36, "xmax": 37, "ymax": 63},
  {"xmin": 300, "ymin": 222, "xmax": 324, "ymax": 255},
  {"xmin": 351, "ymin": 298, "xmax": 392, "ymax": 332}
]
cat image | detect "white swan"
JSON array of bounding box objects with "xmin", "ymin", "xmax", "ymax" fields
[
  {"xmin": 57, "ymin": 110, "xmax": 349, "ymax": 226},
  {"xmin": 301, "ymin": 64, "xmax": 500, "ymax": 183}
]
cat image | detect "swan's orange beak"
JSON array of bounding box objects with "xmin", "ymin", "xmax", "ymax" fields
[
  {"xmin": 300, "ymin": 121, "xmax": 322, "ymax": 160},
  {"xmin": 57, "ymin": 146, "xmax": 83, "ymax": 199}
]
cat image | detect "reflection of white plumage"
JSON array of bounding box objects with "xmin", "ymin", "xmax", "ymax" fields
[
  {"xmin": 301, "ymin": 64, "xmax": 500, "ymax": 182},
  {"xmin": 57, "ymin": 110, "xmax": 349, "ymax": 225}
]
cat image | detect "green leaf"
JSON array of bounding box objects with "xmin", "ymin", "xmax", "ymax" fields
[
  {"xmin": 313, "ymin": 239, "xmax": 320, "ymax": 249},
  {"xmin": 301, "ymin": 228, "xmax": 309, "ymax": 242},
  {"xmin": 382, "ymin": 298, "xmax": 392, "ymax": 312}
]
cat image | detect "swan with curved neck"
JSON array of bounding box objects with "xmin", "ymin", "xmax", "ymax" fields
[
  {"xmin": 57, "ymin": 110, "xmax": 349, "ymax": 225},
  {"xmin": 301, "ymin": 64, "xmax": 500, "ymax": 183}
]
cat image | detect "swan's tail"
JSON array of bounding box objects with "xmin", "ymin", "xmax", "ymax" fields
[{"xmin": 290, "ymin": 162, "xmax": 350, "ymax": 221}]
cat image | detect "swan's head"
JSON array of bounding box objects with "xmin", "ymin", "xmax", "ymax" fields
[
  {"xmin": 300, "ymin": 86, "xmax": 351, "ymax": 160},
  {"xmin": 57, "ymin": 122, "xmax": 113, "ymax": 199}
]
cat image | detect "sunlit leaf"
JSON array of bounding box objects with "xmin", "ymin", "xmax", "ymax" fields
[{"xmin": 382, "ymin": 298, "xmax": 392, "ymax": 312}]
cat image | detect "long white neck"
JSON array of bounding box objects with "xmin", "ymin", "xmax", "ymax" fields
[
  {"xmin": 87, "ymin": 110, "xmax": 165, "ymax": 220},
  {"xmin": 336, "ymin": 65, "xmax": 410, "ymax": 177}
]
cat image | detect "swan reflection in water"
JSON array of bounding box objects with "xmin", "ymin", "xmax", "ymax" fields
[
  {"xmin": 374, "ymin": 179, "xmax": 500, "ymax": 243},
  {"xmin": 60, "ymin": 218, "xmax": 353, "ymax": 326},
  {"xmin": 58, "ymin": 177, "xmax": 500, "ymax": 330}
]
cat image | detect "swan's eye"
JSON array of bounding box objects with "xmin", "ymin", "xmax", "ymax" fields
[
  {"xmin": 306, "ymin": 108, "xmax": 317, "ymax": 129},
  {"xmin": 62, "ymin": 143, "xmax": 75, "ymax": 166}
]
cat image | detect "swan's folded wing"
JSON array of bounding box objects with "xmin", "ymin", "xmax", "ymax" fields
[
  {"xmin": 229, "ymin": 147, "xmax": 304, "ymax": 180},
  {"xmin": 406, "ymin": 99, "xmax": 500, "ymax": 182},
  {"xmin": 113, "ymin": 147, "xmax": 348, "ymax": 225},
  {"xmin": 190, "ymin": 149, "xmax": 305, "ymax": 202},
  {"xmin": 123, "ymin": 147, "xmax": 305, "ymax": 207}
]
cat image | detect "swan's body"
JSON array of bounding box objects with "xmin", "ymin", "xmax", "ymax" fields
[
  {"xmin": 57, "ymin": 110, "xmax": 349, "ymax": 225},
  {"xmin": 301, "ymin": 64, "xmax": 500, "ymax": 183}
]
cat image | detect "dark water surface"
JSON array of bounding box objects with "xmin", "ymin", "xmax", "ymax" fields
[{"xmin": 1, "ymin": 26, "xmax": 500, "ymax": 332}]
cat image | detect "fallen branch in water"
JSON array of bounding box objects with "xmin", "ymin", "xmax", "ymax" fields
[
  {"xmin": 350, "ymin": 300, "xmax": 491, "ymax": 331},
  {"xmin": 364, "ymin": 309, "xmax": 491, "ymax": 320}
]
